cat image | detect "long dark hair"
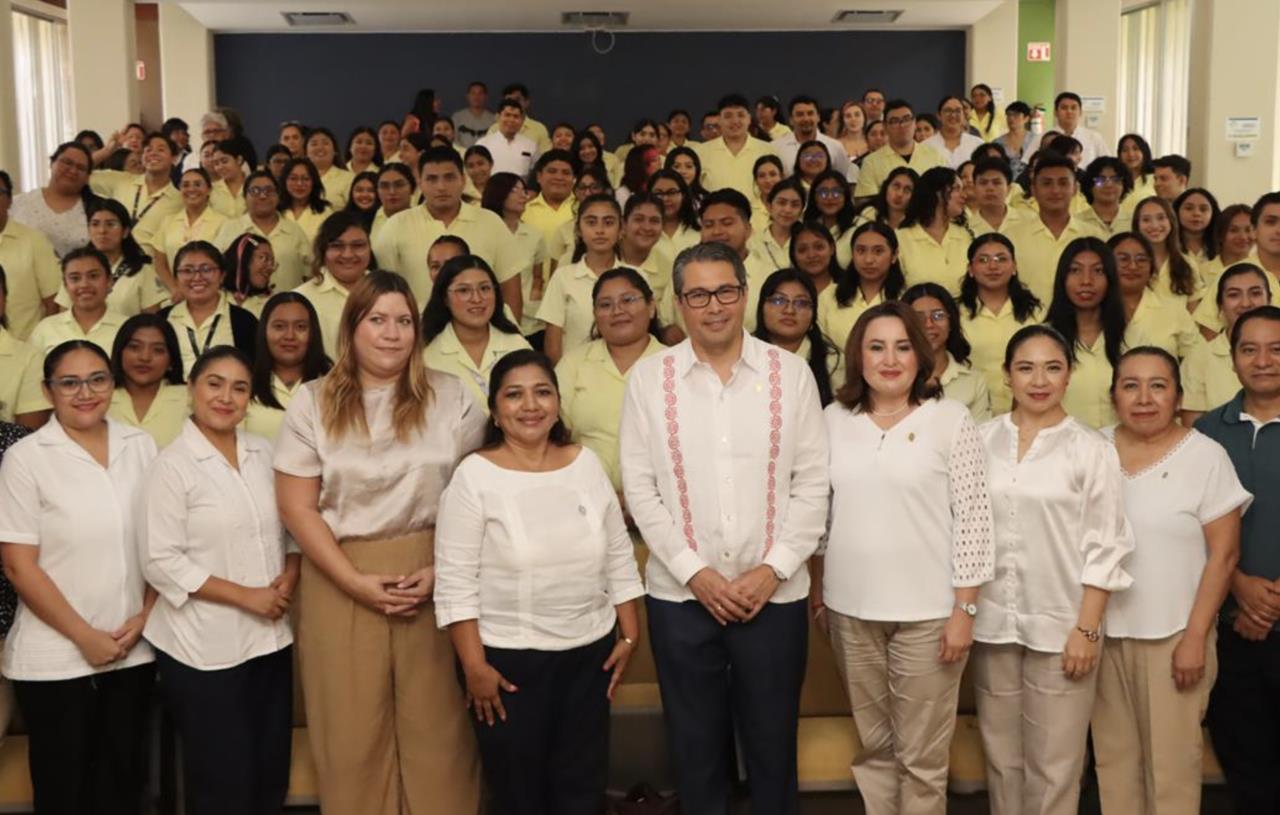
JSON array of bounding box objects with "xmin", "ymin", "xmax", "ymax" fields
[
  {"xmin": 871, "ymin": 166, "xmax": 918, "ymax": 224},
  {"xmin": 480, "ymin": 349, "xmax": 572, "ymax": 448},
  {"xmin": 803, "ymin": 170, "xmax": 857, "ymax": 234},
  {"xmin": 279, "ymin": 157, "xmax": 330, "ymax": 214},
  {"xmin": 221, "ymin": 232, "xmax": 273, "ymax": 298},
  {"xmin": 1173, "ymin": 187, "xmax": 1222, "ymax": 260},
  {"xmin": 86, "ymin": 198, "xmax": 150, "ymax": 278},
  {"xmin": 480, "ymin": 171, "xmax": 525, "ymax": 217},
  {"xmin": 837, "ymin": 222, "xmax": 905, "ymax": 308},
  {"xmin": 664, "ymin": 146, "xmax": 707, "ymax": 202},
  {"xmin": 344, "ymin": 125, "xmax": 383, "ymax": 167},
  {"xmin": 1132, "ymin": 196, "xmax": 1197, "ymax": 297},
  {"xmin": 903, "ymin": 282, "xmax": 971, "ymax": 365},
  {"xmin": 110, "ymin": 313, "xmax": 184, "ymax": 387},
  {"xmin": 789, "ymin": 220, "xmax": 844, "ymax": 286},
  {"xmin": 753, "ymin": 268, "xmax": 839, "ymax": 406},
  {"xmin": 621, "ymin": 145, "xmax": 657, "ymax": 193},
  {"xmin": 421, "ymin": 255, "xmax": 521, "ymax": 344},
  {"xmin": 571, "ymin": 194, "xmax": 623, "ymax": 263},
  {"xmin": 648, "ymin": 169, "xmax": 700, "ymax": 231},
  {"xmin": 570, "ymin": 130, "xmax": 607, "ymax": 175},
  {"xmin": 958, "ymin": 233, "xmax": 1041, "ymax": 321},
  {"xmin": 902, "ymin": 166, "xmax": 961, "ymax": 230},
  {"xmin": 343, "ymin": 170, "xmax": 380, "ymax": 232},
  {"xmin": 1044, "ymin": 237, "xmax": 1126, "ymax": 366},
  {"xmin": 251, "ymin": 292, "xmax": 332, "ymax": 409}
]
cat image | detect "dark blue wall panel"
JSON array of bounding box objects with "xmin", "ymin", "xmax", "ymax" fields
[{"xmin": 213, "ymin": 29, "xmax": 965, "ymax": 153}]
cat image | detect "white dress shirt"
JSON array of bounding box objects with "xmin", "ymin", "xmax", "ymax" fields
[
  {"xmin": 619, "ymin": 333, "xmax": 830, "ymax": 604},
  {"xmin": 823, "ymin": 398, "xmax": 995, "ymax": 621},
  {"xmin": 1028, "ymin": 124, "xmax": 1111, "ymax": 166},
  {"xmin": 774, "ymin": 131, "xmax": 852, "ymax": 180},
  {"xmin": 1101, "ymin": 428, "xmax": 1251, "ymax": 639},
  {"xmin": 140, "ymin": 421, "xmax": 293, "ymax": 670},
  {"xmin": 434, "ymin": 447, "xmax": 646, "ymax": 650},
  {"xmin": 475, "ymin": 131, "xmax": 538, "ymax": 178},
  {"xmin": 0, "ymin": 419, "xmax": 157, "ymax": 680},
  {"xmin": 975, "ymin": 414, "xmax": 1134, "ymax": 652},
  {"xmin": 923, "ymin": 131, "xmax": 988, "ymax": 170}
]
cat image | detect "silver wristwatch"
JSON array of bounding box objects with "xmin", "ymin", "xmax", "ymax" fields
[{"xmin": 957, "ymin": 602, "xmax": 978, "ymax": 618}]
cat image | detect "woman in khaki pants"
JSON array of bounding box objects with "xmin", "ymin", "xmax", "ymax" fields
[
  {"xmin": 275, "ymin": 271, "xmax": 487, "ymax": 814},
  {"xmin": 1093, "ymin": 347, "xmax": 1248, "ymax": 815}
]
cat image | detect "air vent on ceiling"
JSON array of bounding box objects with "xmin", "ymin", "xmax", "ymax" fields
[
  {"xmin": 282, "ymin": 11, "xmax": 355, "ymax": 27},
  {"xmin": 562, "ymin": 11, "xmax": 629, "ymax": 27},
  {"xmin": 832, "ymin": 9, "xmax": 903, "ymax": 23}
]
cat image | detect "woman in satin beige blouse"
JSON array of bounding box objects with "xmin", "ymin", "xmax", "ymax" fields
[{"xmin": 274, "ymin": 270, "xmax": 486, "ymax": 814}]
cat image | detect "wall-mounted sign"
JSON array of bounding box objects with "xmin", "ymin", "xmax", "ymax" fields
[
  {"xmin": 1226, "ymin": 116, "xmax": 1261, "ymax": 141},
  {"xmin": 1082, "ymin": 96, "xmax": 1106, "ymax": 113},
  {"xmin": 1026, "ymin": 42, "xmax": 1051, "ymax": 62}
]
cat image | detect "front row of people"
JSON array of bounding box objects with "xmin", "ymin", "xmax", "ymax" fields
[{"xmin": 0, "ymin": 241, "xmax": 1273, "ymax": 815}]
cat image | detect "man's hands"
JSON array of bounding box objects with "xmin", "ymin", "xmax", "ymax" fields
[{"xmin": 688, "ymin": 566, "xmax": 781, "ymax": 626}]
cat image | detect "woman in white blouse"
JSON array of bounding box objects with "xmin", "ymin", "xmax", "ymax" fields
[
  {"xmin": 437, "ymin": 349, "xmax": 644, "ymax": 815},
  {"xmin": 972, "ymin": 324, "xmax": 1134, "ymax": 815},
  {"xmin": 0, "ymin": 340, "xmax": 157, "ymax": 813},
  {"xmin": 274, "ymin": 270, "xmax": 486, "ymax": 814},
  {"xmin": 1091, "ymin": 346, "xmax": 1249, "ymax": 815},
  {"xmin": 814, "ymin": 301, "xmax": 994, "ymax": 815},
  {"xmin": 141, "ymin": 346, "xmax": 299, "ymax": 814}
]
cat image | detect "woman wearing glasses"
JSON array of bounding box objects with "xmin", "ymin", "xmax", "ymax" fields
[
  {"xmin": 754, "ymin": 268, "xmax": 841, "ymax": 406},
  {"xmin": 214, "ymin": 170, "xmax": 312, "ymax": 293},
  {"xmin": 1077, "ymin": 157, "xmax": 1135, "ymax": 238},
  {"xmin": 369, "ymin": 163, "xmax": 416, "ymax": 243},
  {"xmin": 15, "ymin": 247, "xmax": 127, "ymax": 427},
  {"xmin": 423, "ymin": 255, "xmax": 530, "ymax": 411},
  {"xmin": 159, "ymin": 241, "xmax": 258, "ymax": 376},
  {"xmin": 0, "ymin": 339, "xmax": 157, "ymax": 813},
  {"xmin": 904, "ymin": 282, "xmax": 991, "ymax": 420},
  {"xmin": 221, "ymin": 233, "xmax": 277, "ymax": 317}
]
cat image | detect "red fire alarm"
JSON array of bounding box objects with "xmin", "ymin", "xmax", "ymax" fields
[{"xmin": 135, "ymin": 60, "xmax": 146, "ymax": 81}]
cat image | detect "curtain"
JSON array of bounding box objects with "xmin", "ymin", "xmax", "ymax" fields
[
  {"xmin": 12, "ymin": 9, "xmax": 74, "ymax": 191},
  {"xmin": 1119, "ymin": 0, "xmax": 1191, "ymax": 156}
]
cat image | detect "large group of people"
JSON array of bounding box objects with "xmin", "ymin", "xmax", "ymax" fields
[{"xmin": 0, "ymin": 77, "xmax": 1277, "ymax": 815}]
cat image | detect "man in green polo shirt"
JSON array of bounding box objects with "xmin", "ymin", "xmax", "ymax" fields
[{"xmin": 1195, "ymin": 304, "xmax": 1280, "ymax": 813}]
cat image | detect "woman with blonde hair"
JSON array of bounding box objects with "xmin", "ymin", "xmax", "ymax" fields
[{"xmin": 274, "ymin": 270, "xmax": 485, "ymax": 814}]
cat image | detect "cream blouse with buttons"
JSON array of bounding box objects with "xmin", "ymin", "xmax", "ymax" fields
[{"xmin": 273, "ymin": 371, "xmax": 486, "ymax": 542}]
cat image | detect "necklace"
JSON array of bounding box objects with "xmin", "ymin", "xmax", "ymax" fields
[{"xmin": 870, "ymin": 402, "xmax": 910, "ymax": 417}]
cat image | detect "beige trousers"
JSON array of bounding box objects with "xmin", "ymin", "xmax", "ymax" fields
[
  {"xmin": 297, "ymin": 531, "xmax": 481, "ymax": 815},
  {"xmin": 827, "ymin": 612, "xmax": 965, "ymax": 815},
  {"xmin": 971, "ymin": 642, "xmax": 1099, "ymax": 815},
  {"xmin": 1091, "ymin": 631, "xmax": 1216, "ymax": 815}
]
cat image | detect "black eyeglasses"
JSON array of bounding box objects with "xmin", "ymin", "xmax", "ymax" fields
[{"xmin": 681, "ymin": 285, "xmax": 744, "ymax": 308}]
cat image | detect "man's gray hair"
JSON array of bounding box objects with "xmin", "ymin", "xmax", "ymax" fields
[{"xmin": 671, "ymin": 241, "xmax": 747, "ymax": 298}]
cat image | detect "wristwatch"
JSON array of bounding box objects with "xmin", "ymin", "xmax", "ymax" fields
[
  {"xmin": 957, "ymin": 602, "xmax": 978, "ymax": 618},
  {"xmin": 1076, "ymin": 626, "xmax": 1101, "ymax": 643}
]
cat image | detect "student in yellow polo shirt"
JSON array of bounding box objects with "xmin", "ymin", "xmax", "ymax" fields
[
  {"xmin": 521, "ymin": 150, "xmax": 577, "ymax": 246},
  {"xmin": 373, "ymin": 146, "xmax": 524, "ymax": 316},
  {"xmin": 107, "ymin": 313, "xmax": 189, "ymax": 448},
  {"xmin": 55, "ymin": 199, "xmax": 169, "ymax": 317},
  {"xmin": 958, "ymin": 233, "xmax": 1044, "ymax": 413},
  {"xmin": 904, "ymin": 282, "xmax": 991, "ymax": 421},
  {"xmin": 1180, "ymin": 263, "xmax": 1272, "ymax": 425},
  {"xmin": 89, "ymin": 132, "xmax": 183, "ymax": 254},
  {"xmin": 152, "ymin": 168, "xmax": 228, "ymax": 292},
  {"xmin": 696, "ymin": 94, "xmax": 778, "ymax": 198},
  {"xmin": 207, "ymin": 139, "xmax": 250, "ymax": 219},
  {"xmin": 0, "ymin": 169, "xmax": 63, "ymax": 341},
  {"xmin": 556, "ymin": 267, "xmax": 666, "ymax": 492},
  {"xmin": 1111, "ymin": 232, "xmax": 1200, "ymax": 360},
  {"xmin": 817, "ymin": 222, "xmax": 906, "ymax": 353},
  {"xmin": 1043, "ymin": 236, "xmax": 1128, "ymax": 428},
  {"xmin": 969, "ymin": 158, "xmax": 1030, "ymax": 237},
  {"xmin": 854, "ymin": 99, "xmax": 946, "ymax": 198},
  {"xmin": 1005, "ymin": 154, "xmax": 1107, "ymax": 303},
  {"xmin": 651, "ymin": 169, "xmax": 702, "ymax": 264},
  {"xmin": 243, "ymin": 291, "xmax": 333, "ymax": 442},
  {"xmin": 306, "ymin": 127, "xmax": 354, "ymax": 210},
  {"xmin": 293, "ymin": 211, "xmax": 373, "ymax": 359},
  {"xmin": 895, "ymin": 166, "xmax": 972, "ymax": 296},
  {"xmin": 0, "ymin": 267, "xmax": 38, "ymax": 421},
  {"xmin": 279, "ymin": 158, "xmax": 335, "ymax": 243},
  {"xmin": 15, "ymin": 247, "xmax": 127, "ymax": 425},
  {"xmin": 538, "ymin": 195, "xmax": 625, "ymax": 363},
  {"xmin": 214, "ymin": 170, "xmax": 313, "ymax": 293},
  {"xmin": 422, "ymin": 255, "xmax": 530, "ymax": 409}
]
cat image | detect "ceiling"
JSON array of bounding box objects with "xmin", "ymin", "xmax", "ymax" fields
[{"xmin": 168, "ymin": 0, "xmax": 1005, "ymax": 33}]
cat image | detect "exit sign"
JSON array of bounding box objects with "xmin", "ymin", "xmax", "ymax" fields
[{"xmin": 1027, "ymin": 42, "xmax": 1051, "ymax": 62}]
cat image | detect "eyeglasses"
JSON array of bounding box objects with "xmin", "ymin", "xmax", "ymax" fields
[
  {"xmin": 940, "ymin": 107, "xmax": 965, "ymax": 117},
  {"xmin": 886, "ymin": 115, "xmax": 915, "ymax": 127},
  {"xmin": 815, "ymin": 188, "xmax": 845, "ymax": 200},
  {"xmin": 1115, "ymin": 252, "xmax": 1151, "ymax": 266},
  {"xmin": 46, "ymin": 371, "xmax": 113, "ymax": 397},
  {"xmin": 915, "ymin": 309, "xmax": 948, "ymax": 324},
  {"xmin": 378, "ymin": 179, "xmax": 409, "ymax": 192},
  {"xmin": 176, "ymin": 264, "xmax": 220, "ymax": 278},
  {"xmin": 595, "ymin": 292, "xmax": 647, "ymax": 312},
  {"xmin": 800, "ymin": 152, "xmax": 827, "ymax": 163},
  {"xmin": 328, "ymin": 240, "xmax": 370, "ymax": 254},
  {"xmin": 448, "ymin": 283, "xmax": 495, "ymax": 300},
  {"xmin": 246, "ymin": 185, "xmax": 278, "ymax": 198},
  {"xmin": 973, "ymin": 252, "xmax": 1012, "ymax": 265},
  {"xmin": 1093, "ymin": 175, "xmax": 1121, "ymax": 186},
  {"xmin": 681, "ymin": 285, "xmax": 744, "ymax": 308},
  {"xmin": 765, "ymin": 294, "xmax": 814, "ymax": 311},
  {"xmin": 54, "ymin": 156, "xmax": 90, "ymax": 174},
  {"xmin": 576, "ymin": 182, "xmax": 605, "ymax": 194}
]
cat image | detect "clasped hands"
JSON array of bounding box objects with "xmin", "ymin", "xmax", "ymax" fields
[
  {"xmin": 1232, "ymin": 574, "xmax": 1280, "ymax": 641},
  {"xmin": 689, "ymin": 565, "xmax": 780, "ymax": 626},
  {"xmin": 348, "ymin": 566, "xmax": 436, "ymax": 617}
]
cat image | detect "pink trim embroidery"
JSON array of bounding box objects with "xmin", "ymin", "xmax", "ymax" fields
[{"xmin": 661, "ymin": 349, "xmax": 784, "ymax": 558}]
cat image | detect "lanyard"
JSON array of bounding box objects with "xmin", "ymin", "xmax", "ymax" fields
[
  {"xmin": 185, "ymin": 313, "xmax": 222, "ymax": 362},
  {"xmin": 132, "ymin": 185, "xmax": 162, "ymax": 224}
]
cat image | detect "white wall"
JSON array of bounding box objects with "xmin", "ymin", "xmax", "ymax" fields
[
  {"xmin": 1054, "ymin": 0, "xmax": 1122, "ymax": 144},
  {"xmin": 0, "ymin": 0, "xmax": 22, "ymax": 183},
  {"xmin": 966, "ymin": 0, "xmax": 1018, "ymax": 108},
  {"xmin": 67, "ymin": 0, "xmax": 137, "ymax": 132},
  {"xmin": 158, "ymin": 2, "xmax": 214, "ymax": 134}
]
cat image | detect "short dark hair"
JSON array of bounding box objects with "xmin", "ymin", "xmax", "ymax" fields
[
  {"xmin": 788, "ymin": 94, "xmax": 820, "ymax": 114},
  {"xmin": 883, "ymin": 98, "xmax": 913, "ymax": 117},
  {"xmin": 498, "ymin": 97, "xmax": 525, "ymax": 116},
  {"xmin": 1251, "ymin": 192, "xmax": 1280, "ymax": 226},
  {"xmin": 1054, "ymin": 91, "xmax": 1083, "ymax": 110},
  {"xmin": 698, "ymin": 188, "xmax": 752, "ymax": 224},
  {"xmin": 1153, "ymin": 154, "xmax": 1191, "ymax": 179},
  {"xmin": 501, "ymin": 82, "xmax": 530, "ymax": 98},
  {"xmin": 973, "ymin": 156, "xmax": 1013, "ymax": 183},
  {"xmin": 467, "ymin": 80, "xmax": 488, "ymax": 92},
  {"xmin": 672, "ymin": 241, "xmax": 747, "ymax": 297},
  {"xmin": 418, "ymin": 145, "xmax": 464, "ymax": 174},
  {"xmin": 1217, "ymin": 262, "xmax": 1273, "ymax": 306},
  {"xmin": 1005, "ymin": 101, "xmax": 1032, "ymax": 117},
  {"xmin": 1231, "ymin": 305, "xmax": 1280, "ymax": 352},
  {"xmin": 1082, "ymin": 156, "xmax": 1132, "ymax": 204},
  {"xmin": 1004, "ymin": 324, "xmax": 1076, "ymax": 370},
  {"xmin": 1111, "ymin": 346, "xmax": 1182, "ymax": 396},
  {"xmin": 61, "ymin": 245, "xmax": 111, "ymax": 277},
  {"xmin": 161, "ymin": 117, "xmax": 188, "ymax": 137},
  {"xmin": 717, "ymin": 93, "xmax": 751, "ymax": 113}
]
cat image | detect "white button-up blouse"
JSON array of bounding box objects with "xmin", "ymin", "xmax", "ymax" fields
[
  {"xmin": 619, "ymin": 334, "xmax": 830, "ymax": 604},
  {"xmin": 140, "ymin": 421, "xmax": 293, "ymax": 670},
  {"xmin": 975, "ymin": 414, "xmax": 1135, "ymax": 652},
  {"xmin": 0, "ymin": 419, "xmax": 157, "ymax": 680},
  {"xmin": 434, "ymin": 447, "xmax": 646, "ymax": 650},
  {"xmin": 823, "ymin": 397, "xmax": 995, "ymax": 622}
]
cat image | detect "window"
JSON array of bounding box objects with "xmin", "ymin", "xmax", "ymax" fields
[
  {"xmin": 12, "ymin": 8, "xmax": 74, "ymax": 191},
  {"xmin": 1118, "ymin": 0, "xmax": 1191, "ymax": 156}
]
